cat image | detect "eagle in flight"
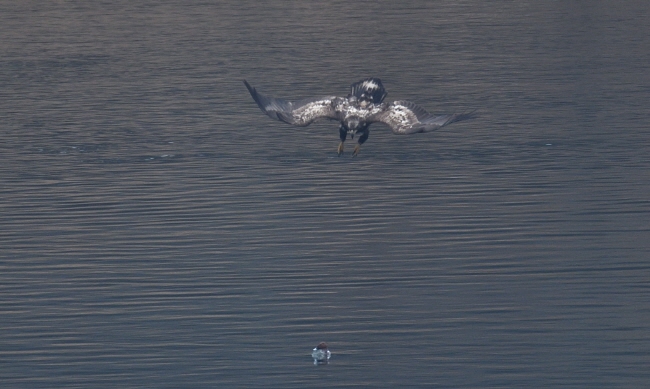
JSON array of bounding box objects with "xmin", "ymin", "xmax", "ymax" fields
[{"xmin": 244, "ymin": 78, "xmax": 474, "ymax": 156}]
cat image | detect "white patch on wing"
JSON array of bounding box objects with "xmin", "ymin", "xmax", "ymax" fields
[
  {"xmin": 284, "ymin": 98, "xmax": 340, "ymax": 126},
  {"xmin": 390, "ymin": 105, "xmax": 411, "ymax": 124},
  {"xmin": 371, "ymin": 102, "xmax": 423, "ymax": 134},
  {"xmin": 299, "ymin": 101, "xmax": 328, "ymax": 118}
]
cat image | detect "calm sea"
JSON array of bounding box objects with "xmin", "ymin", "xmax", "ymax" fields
[{"xmin": 1, "ymin": 1, "xmax": 649, "ymax": 388}]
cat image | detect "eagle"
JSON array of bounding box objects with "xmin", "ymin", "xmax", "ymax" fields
[{"xmin": 244, "ymin": 78, "xmax": 474, "ymax": 156}]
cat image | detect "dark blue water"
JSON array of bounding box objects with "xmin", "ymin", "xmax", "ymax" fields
[{"xmin": 1, "ymin": 1, "xmax": 649, "ymax": 388}]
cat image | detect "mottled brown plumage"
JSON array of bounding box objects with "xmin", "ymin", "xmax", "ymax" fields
[{"xmin": 244, "ymin": 78, "xmax": 474, "ymax": 156}]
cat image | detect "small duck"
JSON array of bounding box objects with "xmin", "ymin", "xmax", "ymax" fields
[{"xmin": 311, "ymin": 342, "xmax": 331, "ymax": 364}]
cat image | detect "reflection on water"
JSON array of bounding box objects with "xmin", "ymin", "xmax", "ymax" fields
[{"xmin": 1, "ymin": 1, "xmax": 649, "ymax": 388}]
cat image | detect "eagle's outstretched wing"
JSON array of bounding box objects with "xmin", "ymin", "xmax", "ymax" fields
[
  {"xmin": 371, "ymin": 100, "xmax": 475, "ymax": 135},
  {"xmin": 244, "ymin": 80, "xmax": 340, "ymax": 127}
]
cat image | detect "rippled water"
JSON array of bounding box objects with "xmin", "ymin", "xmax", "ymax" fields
[{"xmin": 2, "ymin": 1, "xmax": 649, "ymax": 388}]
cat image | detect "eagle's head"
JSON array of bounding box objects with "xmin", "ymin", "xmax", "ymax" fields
[{"xmin": 344, "ymin": 116, "xmax": 363, "ymax": 132}]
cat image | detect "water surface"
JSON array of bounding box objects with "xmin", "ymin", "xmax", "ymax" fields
[{"xmin": 1, "ymin": 1, "xmax": 649, "ymax": 388}]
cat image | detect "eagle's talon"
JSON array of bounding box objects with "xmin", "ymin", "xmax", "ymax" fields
[
  {"xmin": 352, "ymin": 145, "xmax": 360, "ymax": 157},
  {"xmin": 337, "ymin": 142, "xmax": 344, "ymax": 156}
]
